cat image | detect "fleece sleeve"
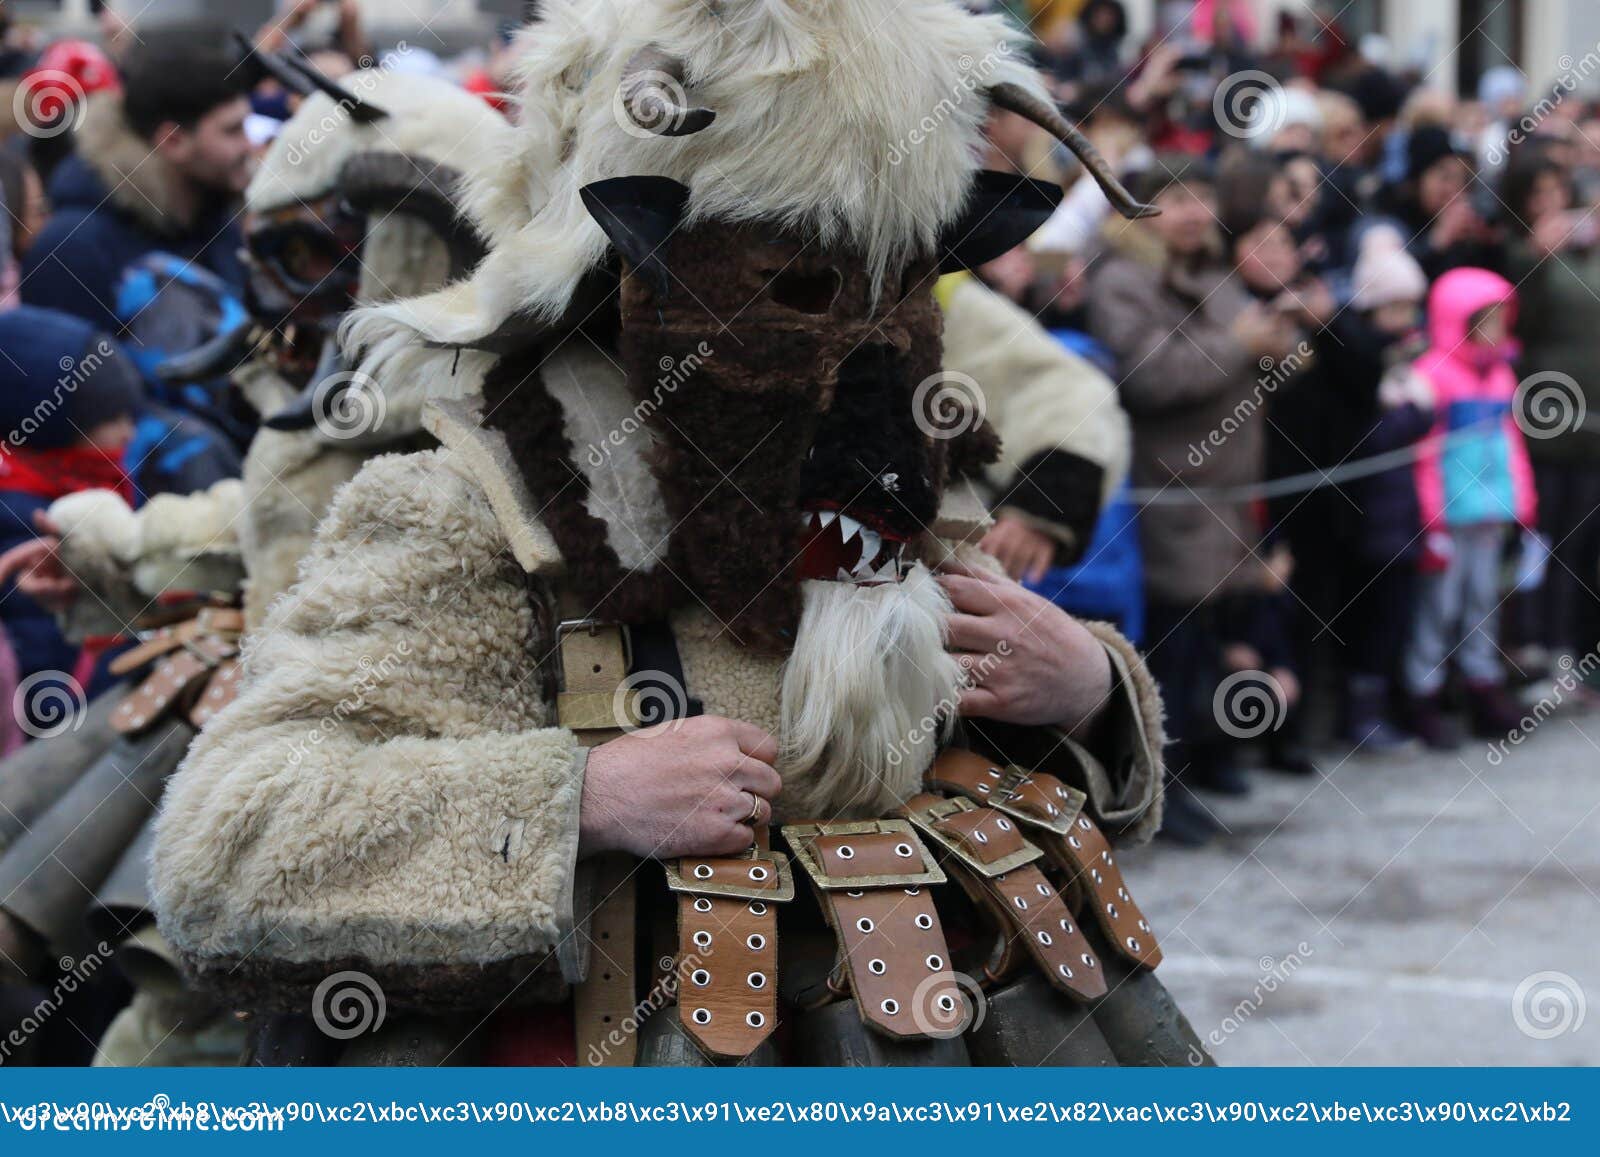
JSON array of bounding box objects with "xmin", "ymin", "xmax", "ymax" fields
[{"xmin": 152, "ymin": 450, "xmax": 590, "ymax": 1014}]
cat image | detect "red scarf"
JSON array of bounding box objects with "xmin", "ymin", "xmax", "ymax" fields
[{"xmin": 0, "ymin": 445, "xmax": 133, "ymax": 503}]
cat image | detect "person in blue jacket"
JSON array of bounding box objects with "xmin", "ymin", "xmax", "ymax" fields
[
  {"xmin": 0, "ymin": 306, "xmax": 144, "ymax": 728},
  {"xmin": 21, "ymin": 40, "xmax": 254, "ymax": 336}
]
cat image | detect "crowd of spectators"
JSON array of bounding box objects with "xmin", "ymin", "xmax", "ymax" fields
[{"xmin": 977, "ymin": 0, "xmax": 1600, "ymax": 844}]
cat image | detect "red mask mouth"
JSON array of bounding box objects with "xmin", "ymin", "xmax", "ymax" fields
[{"xmin": 795, "ymin": 505, "xmax": 910, "ymax": 584}]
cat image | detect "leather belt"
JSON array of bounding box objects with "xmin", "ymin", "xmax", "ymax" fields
[
  {"xmin": 556, "ymin": 619, "xmax": 635, "ymax": 742},
  {"xmin": 783, "ymin": 820, "xmax": 965, "ymax": 1040},
  {"xmin": 111, "ymin": 633, "xmax": 238, "ymax": 736},
  {"xmin": 899, "ymin": 792, "xmax": 1106, "ymax": 1001},
  {"xmin": 663, "ymin": 851, "xmax": 794, "ymax": 1060},
  {"xmin": 929, "ymin": 749, "xmax": 1162, "ymax": 970}
]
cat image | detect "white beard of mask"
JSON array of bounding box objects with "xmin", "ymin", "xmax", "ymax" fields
[{"xmin": 778, "ymin": 563, "xmax": 965, "ymax": 819}]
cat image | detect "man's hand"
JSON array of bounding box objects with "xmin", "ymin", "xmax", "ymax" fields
[
  {"xmin": 940, "ymin": 559, "xmax": 1112, "ymax": 734},
  {"xmin": 0, "ymin": 513, "xmax": 78, "ymax": 613},
  {"xmin": 981, "ymin": 515, "xmax": 1057, "ymax": 585},
  {"xmin": 580, "ymin": 715, "xmax": 781, "ymax": 860}
]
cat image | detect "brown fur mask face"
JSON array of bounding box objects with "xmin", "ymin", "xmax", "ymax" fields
[{"xmin": 616, "ymin": 218, "xmax": 959, "ymax": 651}]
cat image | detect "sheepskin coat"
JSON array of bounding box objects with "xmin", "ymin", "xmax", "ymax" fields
[{"xmin": 153, "ymin": 400, "xmax": 1166, "ymax": 1014}]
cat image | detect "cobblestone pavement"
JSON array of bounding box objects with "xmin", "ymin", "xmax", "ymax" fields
[{"xmin": 1121, "ymin": 697, "xmax": 1600, "ymax": 1066}]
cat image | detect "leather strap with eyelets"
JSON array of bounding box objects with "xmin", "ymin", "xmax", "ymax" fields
[
  {"xmin": 929, "ymin": 749, "xmax": 1162, "ymax": 970},
  {"xmin": 898, "ymin": 793, "xmax": 1107, "ymax": 1001},
  {"xmin": 783, "ymin": 823, "xmax": 961, "ymax": 1040},
  {"xmin": 188, "ymin": 658, "xmax": 243, "ymax": 729},
  {"xmin": 111, "ymin": 635, "xmax": 237, "ymax": 736},
  {"xmin": 667, "ymin": 853, "xmax": 789, "ymax": 1060}
]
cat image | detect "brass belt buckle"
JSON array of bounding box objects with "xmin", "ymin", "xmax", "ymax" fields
[
  {"xmin": 663, "ymin": 850, "xmax": 797, "ymax": 903},
  {"xmin": 902, "ymin": 796, "xmax": 1044, "ymax": 879},
  {"xmin": 782, "ymin": 819, "xmax": 947, "ymax": 889}
]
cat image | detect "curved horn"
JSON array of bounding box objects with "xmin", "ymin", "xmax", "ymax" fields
[
  {"xmin": 155, "ymin": 318, "xmax": 263, "ymax": 385},
  {"xmin": 337, "ymin": 151, "xmax": 488, "ymax": 279},
  {"xmin": 232, "ymin": 30, "xmax": 314, "ymax": 97},
  {"xmin": 986, "ymin": 83, "xmax": 1159, "ymax": 219},
  {"xmin": 620, "ymin": 46, "xmax": 716, "ymax": 137},
  {"xmin": 283, "ymin": 45, "xmax": 390, "ymax": 124}
]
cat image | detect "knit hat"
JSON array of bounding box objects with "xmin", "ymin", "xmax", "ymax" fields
[
  {"xmin": 1406, "ymin": 125, "xmax": 1472, "ymax": 182},
  {"xmin": 1350, "ymin": 225, "xmax": 1428, "ymax": 310},
  {"xmin": 0, "ymin": 307, "xmax": 143, "ymax": 450}
]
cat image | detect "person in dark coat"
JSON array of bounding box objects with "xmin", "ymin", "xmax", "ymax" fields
[
  {"xmin": 0, "ymin": 306, "xmax": 143, "ymax": 727},
  {"xmin": 1378, "ymin": 126, "xmax": 1502, "ymax": 282},
  {"xmin": 21, "ymin": 41, "xmax": 254, "ymax": 336}
]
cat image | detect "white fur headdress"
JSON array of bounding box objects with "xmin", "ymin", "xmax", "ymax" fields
[{"xmin": 342, "ymin": 0, "xmax": 1049, "ymax": 382}]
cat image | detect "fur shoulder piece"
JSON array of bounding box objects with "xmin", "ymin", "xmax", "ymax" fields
[
  {"xmin": 423, "ymin": 398, "xmax": 564, "ymax": 576},
  {"xmin": 76, "ymin": 92, "xmax": 196, "ymax": 234}
]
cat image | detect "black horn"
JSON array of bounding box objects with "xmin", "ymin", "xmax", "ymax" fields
[
  {"xmin": 986, "ymin": 83, "xmax": 1159, "ymax": 219},
  {"xmin": 620, "ymin": 46, "xmax": 715, "ymax": 137},
  {"xmin": 337, "ymin": 151, "xmax": 488, "ymax": 279}
]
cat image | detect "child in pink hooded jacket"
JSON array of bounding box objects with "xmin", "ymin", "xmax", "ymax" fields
[{"xmin": 1404, "ymin": 268, "xmax": 1536, "ymax": 747}]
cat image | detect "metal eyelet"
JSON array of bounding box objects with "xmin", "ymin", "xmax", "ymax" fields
[
  {"xmin": 904, "ymin": 887, "xmax": 921, "ymax": 896},
  {"xmin": 693, "ymin": 898, "xmax": 713, "ymax": 913},
  {"xmin": 1067, "ymin": 836, "xmax": 1082, "ymax": 850},
  {"xmin": 1078, "ymin": 816, "xmax": 1092, "ymax": 830},
  {"xmin": 1106, "ymin": 903, "xmax": 1119, "ymax": 919},
  {"xmin": 749, "ymin": 901, "xmax": 768, "ymax": 916},
  {"xmin": 915, "ymin": 913, "xmax": 934, "ymax": 929},
  {"xmin": 1117, "ymin": 887, "xmax": 1130, "ymax": 902},
  {"xmin": 691, "ymin": 969, "xmax": 711, "ymax": 987},
  {"xmin": 1035, "ymin": 882, "xmax": 1051, "ymax": 896},
  {"xmin": 1102, "ymin": 850, "xmax": 1114, "ymax": 864},
  {"xmin": 693, "ymin": 864, "xmax": 714, "ymax": 880},
  {"xmin": 847, "ymin": 890, "xmax": 864, "ymax": 898},
  {"xmin": 995, "ymin": 818, "xmax": 1013, "ymax": 831},
  {"xmin": 691, "ymin": 1008, "xmax": 711, "ymax": 1025},
  {"xmin": 746, "ymin": 933, "xmax": 767, "ymax": 951},
  {"xmin": 1058, "ymin": 964, "xmax": 1074, "ymax": 979},
  {"xmin": 1012, "ymin": 896, "xmax": 1028, "ymax": 910},
  {"xmin": 977, "ymin": 784, "xmax": 992, "ymax": 794},
  {"xmin": 974, "ymin": 831, "xmax": 989, "ymax": 845},
  {"xmin": 936, "ymin": 994, "xmax": 957, "ymax": 1013},
  {"xmin": 855, "ymin": 917, "xmax": 875, "ymax": 934},
  {"xmin": 987, "ymin": 767, "xmax": 1002, "ymax": 778},
  {"xmin": 1082, "ymin": 953, "xmax": 1098, "ymax": 968},
  {"xmin": 1138, "ymin": 919, "xmax": 1151, "ymax": 932},
  {"xmin": 1056, "ymin": 787, "xmax": 1070, "ymax": 800},
  {"xmin": 881, "ymin": 999, "xmax": 900, "ymax": 1015},
  {"xmin": 1037, "ymin": 931, "xmax": 1053, "ymax": 946},
  {"xmin": 1091, "ymin": 869, "xmax": 1104, "ymax": 885},
  {"xmin": 1060, "ymin": 919, "xmax": 1075, "ymax": 934},
  {"xmin": 1046, "ymin": 804, "xmax": 1060, "ymax": 817},
  {"xmin": 868, "ymin": 959, "xmax": 886, "ymax": 975},
  {"xmin": 748, "ymin": 865, "xmax": 770, "ymax": 882},
  {"xmin": 836, "ymin": 845, "xmax": 855, "ymax": 860},
  {"xmin": 894, "ymin": 843, "xmax": 915, "ymax": 858},
  {"xmin": 745, "ymin": 1011, "xmax": 765, "ymax": 1028},
  {"xmin": 926, "ymin": 954, "xmax": 944, "ymax": 970},
  {"xmin": 747, "ymin": 972, "xmax": 767, "ymax": 989},
  {"xmin": 1126, "ymin": 937, "xmax": 1142, "ymax": 953},
  {"xmin": 693, "ymin": 931, "xmax": 712, "ymax": 948}
]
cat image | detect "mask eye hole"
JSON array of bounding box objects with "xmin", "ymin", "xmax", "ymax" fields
[{"xmin": 767, "ymin": 268, "xmax": 841, "ymax": 315}]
